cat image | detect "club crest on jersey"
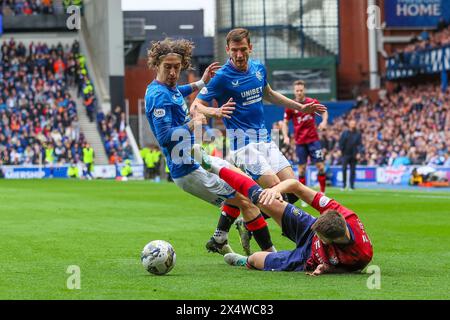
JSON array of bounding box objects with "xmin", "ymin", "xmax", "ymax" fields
[
  {"xmin": 292, "ymin": 207, "xmax": 301, "ymax": 216},
  {"xmin": 255, "ymin": 71, "xmax": 263, "ymax": 82},
  {"xmin": 232, "ymin": 80, "xmax": 240, "ymax": 87},
  {"xmin": 329, "ymin": 256, "xmax": 339, "ymax": 265},
  {"xmin": 200, "ymin": 87, "xmax": 208, "ymax": 95},
  {"xmin": 153, "ymin": 108, "xmax": 166, "ymax": 118}
]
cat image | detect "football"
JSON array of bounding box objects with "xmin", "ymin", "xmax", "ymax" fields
[{"xmin": 141, "ymin": 240, "xmax": 176, "ymax": 275}]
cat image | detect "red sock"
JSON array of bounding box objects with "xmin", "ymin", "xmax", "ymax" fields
[
  {"xmin": 245, "ymin": 215, "xmax": 268, "ymax": 232},
  {"xmin": 245, "ymin": 215, "xmax": 273, "ymax": 251},
  {"xmin": 299, "ymin": 176, "xmax": 306, "ymax": 185},
  {"xmin": 222, "ymin": 205, "xmax": 241, "ymax": 219},
  {"xmin": 219, "ymin": 167, "xmax": 258, "ymax": 198},
  {"xmin": 318, "ymin": 174, "xmax": 326, "ymax": 193}
]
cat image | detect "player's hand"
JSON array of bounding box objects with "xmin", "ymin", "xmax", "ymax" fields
[
  {"xmin": 299, "ymin": 102, "xmax": 327, "ymax": 114},
  {"xmin": 215, "ymin": 98, "xmax": 236, "ymax": 119},
  {"xmin": 201, "ymin": 62, "xmax": 221, "ymax": 84},
  {"xmin": 306, "ymin": 264, "xmax": 332, "ymax": 276},
  {"xmin": 317, "ymin": 122, "xmax": 327, "ymax": 131},
  {"xmin": 259, "ymin": 188, "xmax": 283, "ymax": 206},
  {"xmin": 283, "ymin": 136, "xmax": 290, "ymax": 145}
]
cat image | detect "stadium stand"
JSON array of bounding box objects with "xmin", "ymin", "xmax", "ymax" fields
[
  {"xmin": 317, "ymin": 83, "xmax": 450, "ymax": 168},
  {"xmin": 0, "ymin": 39, "xmax": 88, "ymax": 165},
  {"xmin": 97, "ymin": 107, "xmax": 134, "ymax": 164},
  {"xmin": 1, "ymin": 0, "xmax": 55, "ymax": 16},
  {"xmin": 394, "ymin": 21, "xmax": 450, "ymax": 55},
  {"xmin": 0, "ymin": 37, "xmax": 134, "ymax": 167}
]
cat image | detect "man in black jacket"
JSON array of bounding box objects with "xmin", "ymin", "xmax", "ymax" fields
[{"xmin": 339, "ymin": 120, "xmax": 362, "ymax": 190}]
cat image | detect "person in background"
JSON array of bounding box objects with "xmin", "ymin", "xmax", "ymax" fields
[
  {"xmin": 120, "ymin": 159, "xmax": 133, "ymax": 181},
  {"xmin": 82, "ymin": 142, "xmax": 94, "ymax": 180},
  {"xmin": 339, "ymin": 120, "xmax": 362, "ymax": 190}
]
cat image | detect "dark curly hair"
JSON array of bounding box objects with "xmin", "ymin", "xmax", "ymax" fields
[{"xmin": 147, "ymin": 38, "xmax": 195, "ymax": 71}]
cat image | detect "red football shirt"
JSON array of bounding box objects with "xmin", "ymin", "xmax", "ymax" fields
[
  {"xmin": 305, "ymin": 193, "xmax": 373, "ymax": 272},
  {"xmin": 284, "ymin": 97, "xmax": 320, "ymax": 145}
]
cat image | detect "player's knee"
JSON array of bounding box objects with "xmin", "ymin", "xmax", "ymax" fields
[
  {"xmin": 249, "ymin": 252, "xmax": 270, "ymax": 270},
  {"xmin": 247, "ymin": 254, "xmax": 263, "ymax": 270},
  {"xmin": 298, "ymin": 166, "xmax": 306, "ymax": 176},
  {"xmin": 257, "ymin": 174, "xmax": 281, "ymax": 189},
  {"xmin": 317, "ymin": 162, "xmax": 325, "ymax": 174}
]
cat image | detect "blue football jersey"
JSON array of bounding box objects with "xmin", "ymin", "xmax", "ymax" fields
[
  {"xmin": 196, "ymin": 59, "xmax": 270, "ymax": 150},
  {"xmin": 144, "ymin": 80, "xmax": 199, "ymax": 179}
]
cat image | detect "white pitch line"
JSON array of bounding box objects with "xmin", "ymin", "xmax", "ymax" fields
[{"xmin": 353, "ymin": 192, "xmax": 450, "ymax": 199}]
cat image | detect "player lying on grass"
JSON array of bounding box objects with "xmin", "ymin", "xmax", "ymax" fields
[
  {"xmin": 145, "ymin": 38, "xmax": 277, "ymax": 255},
  {"xmin": 197, "ymin": 147, "xmax": 373, "ymax": 275}
]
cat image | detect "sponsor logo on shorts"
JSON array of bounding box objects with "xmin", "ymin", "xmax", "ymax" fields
[{"xmin": 200, "ymin": 87, "xmax": 208, "ymax": 95}]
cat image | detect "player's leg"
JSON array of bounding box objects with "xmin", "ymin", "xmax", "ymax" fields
[
  {"xmin": 296, "ymin": 144, "xmax": 308, "ymax": 185},
  {"xmin": 307, "ymin": 141, "xmax": 326, "ymax": 193},
  {"xmin": 316, "ymin": 161, "xmax": 326, "ymax": 193},
  {"xmin": 173, "ymin": 167, "xmax": 237, "ymax": 255},
  {"xmin": 342, "ymin": 156, "xmax": 349, "ymax": 189},
  {"xmin": 215, "ymin": 166, "xmax": 287, "ymax": 221},
  {"xmin": 262, "ymin": 141, "xmax": 299, "ymax": 205},
  {"xmin": 198, "ymin": 145, "xmax": 279, "ymax": 253},
  {"xmin": 225, "ymin": 202, "xmax": 317, "ymax": 271},
  {"xmin": 349, "ymin": 156, "xmax": 357, "ymax": 190},
  {"xmin": 224, "ymin": 250, "xmax": 271, "ymax": 269}
]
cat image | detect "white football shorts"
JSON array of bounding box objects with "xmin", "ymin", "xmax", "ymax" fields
[
  {"xmin": 173, "ymin": 157, "xmax": 236, "ymax": 207},
  {"xmin": 229, "ymin": 141, "xmax": 291, "ymax": 180}
]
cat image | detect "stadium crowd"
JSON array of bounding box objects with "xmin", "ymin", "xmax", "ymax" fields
[
  {"xmin": 97, "ymin": 106, "xmax": 134, "ymax": 164},
  {"xmin": 316, "ymin": 83, "xmax": 450, "ymax": 168},
  {"xmin": 392, "ymin": 19, "xmax": 450, "ymax": 57},
  {"xmin": 0, "ymin": 39, "xmax": 89, "ymax": 165},
  {"xmin": 0, "ymin": 0, "xmax": 55, "ymax": 15}
]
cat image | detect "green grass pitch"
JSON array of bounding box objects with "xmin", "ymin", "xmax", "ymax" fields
[{"xmin": 0, "ymin": 179, "xmax": 449, "ymax": 300}]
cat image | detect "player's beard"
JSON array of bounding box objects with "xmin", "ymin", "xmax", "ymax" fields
[{"xmin": 233, "ymin": 58, "xmax": 247, "ymax": 71}]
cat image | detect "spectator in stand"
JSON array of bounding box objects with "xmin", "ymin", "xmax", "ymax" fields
[
  {"xmin": 83, "ymin": 91, "xmax": 95, "ymax": 122},
  {"xmin": 0, "ymin": 40, "xmax": 89, "ymax": 166},
  {"xmin": 96, "ymin": 109, "xmax": 134, "ymax": 164},
  {"xmin": 316, "ymin": 83, "xmax": 449, "ymax": 169},
  {"xmin": 1, "ymin": 0, "xmax": 55, "ymax": 15}
]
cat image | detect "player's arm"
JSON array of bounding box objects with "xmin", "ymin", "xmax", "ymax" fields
[
  {"xmin": 263, "ymin": 84, "xmax": 327, "ymax": 114},
  {"xmin": 191, "ymin": 97, "xmax": 235, "ymax": 119},
  {"xmin": 150, "ymin": 104, "xmax": 204, "ymax": 148},
  {"xmin": 190, "ymin": 71, "xmax": 236, "ymax": 119},
  {"xmin": 317, "ymin": 109, "xmax": 329, "ymax": 131},
  {"xmin": 280, "ymin": 116, "xmax": 290, "ymax": 145},
  {"xmin": 258, "ymin": 179, "xmax": 317, "ymax": 206}
]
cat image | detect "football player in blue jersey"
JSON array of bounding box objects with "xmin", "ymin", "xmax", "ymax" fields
[
  {"xmin": 192, "ymin": 28, "xmax": 327, "ymax": 254},
  {"xmin": 145, "ymin": 38, "xmax": 277, "ymax": 255}
]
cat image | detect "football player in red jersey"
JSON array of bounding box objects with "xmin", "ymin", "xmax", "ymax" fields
[
  {"xmin": 281, "ymin": 80, "xmax": 329, "ymax": 195},
  {"xmin": 196, "ymin": 152, "xmax": 373, "ymax": 276}
]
